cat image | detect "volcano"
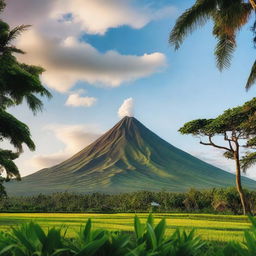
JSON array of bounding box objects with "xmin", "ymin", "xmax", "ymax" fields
[{"xmin": 6, "ymin": 116, "xmax": 256, "ymax": 195}]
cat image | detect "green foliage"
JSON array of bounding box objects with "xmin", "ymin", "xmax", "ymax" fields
[
  {"xmin": 0, "ymin": 150, "xmax": 19, "ymax": 180},
  {"xmin": 246, "ymin": 60, "xmax": 256, "ymax": 90},
  {"xmin": 179, "ymin": 119, "xmax": 213, "ymax": 135},
  {"xmin": 169, "ymin": 0, "xmax": 255, "ymax": 89},
  {"xmin": 179, "ymin": 98, "xmax": 256, "ymax": 214},
  {"xmin": 0, "ymin": 1, "xmax": 51, "ymax": 181},
  {"xmin": 1, "ymin": 188, "xmax": 255, "ymax": 215},
  {"xmin": 1, "ymin": 215, "xmax": 256, "ymax": 255},
  {"xmin": 0, "ymin": 109, "xmax": 35, "ymax": 152},
  {"xmin": 0, "ymin": 214, "xmax": 207, "ymax": 256},
  {"xmin": 0, "ymin": 178, "xmax": 6, "ymax": 199},
  {"xmin": 241, "ymin": 152, "xmax": 256, "ymax": 172}
]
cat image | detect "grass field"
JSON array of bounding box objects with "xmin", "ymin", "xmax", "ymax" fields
[{"xmin": 0, "ymin": 213, "xmax": 251, "ymax": 242}]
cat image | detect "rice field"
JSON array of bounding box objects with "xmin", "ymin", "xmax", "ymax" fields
[{"xmin": 0, "ymin": 213, "xmax": 251, "ymax": 242}]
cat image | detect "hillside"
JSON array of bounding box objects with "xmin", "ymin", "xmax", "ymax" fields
[{"xmin": 6, "ymin": 116, "xmax": 256, "ymax": 195}]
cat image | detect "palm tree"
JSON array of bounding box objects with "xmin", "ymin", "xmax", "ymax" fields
[
  {"xmin": 169, "ymin": 0, "xmax": 256, "ymax": 90},
  {"xmin": 0, "ymin": 1, "xmax": 52, "ymax": 181}
]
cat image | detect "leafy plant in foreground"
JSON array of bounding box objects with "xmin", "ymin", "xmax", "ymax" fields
[{"xmin": 0, "ymin": 215, "xmax": 256, "ymax": 255}]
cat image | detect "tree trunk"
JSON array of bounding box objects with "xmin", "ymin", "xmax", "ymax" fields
[{"xmin": 234, "ymin": 150, "xmax": 250, "ymax": 215}]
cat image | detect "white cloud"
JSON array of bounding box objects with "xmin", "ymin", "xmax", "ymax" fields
[
  {"xmin": 65, "ymin": 91, "xmax": 97, "ymax": 107},
  {"xmin": 31, "ymin": 124, "xmax": 101, "ymax": 169},
  {"xmin": 2, "ymin": 0, "xmax": 170, "ymax": 92},
  {"xmin": 4, "ymin": 0, "xmax": 176, "ymax": 35},
  {"xmin": 16, "ymin": 31, "xmax": 166, "ymax": 92},
  {"xmin": 52, "ymin": 0, "xmax": 175, "ymax": 35},
  {"xmin": 118, "ymin": 98, "xmax": 134, "ymax": 118}
]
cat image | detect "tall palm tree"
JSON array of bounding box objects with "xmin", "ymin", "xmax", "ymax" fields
[
  {"xmin": 169, "ymin": 0, "xmax": 256, "ymax": 90},
  {"xmin": 0, "ymin": 1, "xmax": 52, "ymax": 181}
]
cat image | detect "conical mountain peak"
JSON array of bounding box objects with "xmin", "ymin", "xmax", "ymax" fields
[
  {"xmin": 117, "ymin": 116, "xmax": 137, "ymax": 127},
  {"xmin": 6, "ymin": 117, "xmax": 256, "ymax": 195}
]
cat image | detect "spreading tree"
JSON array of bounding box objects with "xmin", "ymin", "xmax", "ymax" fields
[
  {"xmin": 179, "ymin": 98, "xmax": 256, "ymax": 214},
  {"xmin": 0, "ymin": 0, "xmax": 51, "ymax": 182},
  {"xmin": 169, "ymin": 0, "xmax": 256, "ymax": 90}
]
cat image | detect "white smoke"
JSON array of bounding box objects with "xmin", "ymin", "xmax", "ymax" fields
[{"xmin": 118, "ymin": 98, "xmax": 134, "ymax": 118}]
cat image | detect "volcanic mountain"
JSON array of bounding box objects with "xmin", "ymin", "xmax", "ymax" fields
[{"xmin": 6, "ymin": 116, "xmax": 256, "ymax": 195}]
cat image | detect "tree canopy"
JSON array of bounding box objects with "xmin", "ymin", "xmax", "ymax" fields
[{"xmin": 179, "ymin": 98, "xmax": 256, "ymax": 214}]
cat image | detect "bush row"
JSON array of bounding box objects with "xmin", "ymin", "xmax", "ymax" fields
[{"xmin": 1, "ymin": 187, "xmax": 256, "ymax": 214}]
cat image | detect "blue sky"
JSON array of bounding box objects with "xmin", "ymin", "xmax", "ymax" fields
[{"xmin": 3, "ymin": 0, "xmax": 256, "ymax": 178}]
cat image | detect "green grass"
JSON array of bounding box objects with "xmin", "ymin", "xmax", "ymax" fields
[{"xmin": 0, "ymin": 213, "xmax": 250, "ymax": 242}]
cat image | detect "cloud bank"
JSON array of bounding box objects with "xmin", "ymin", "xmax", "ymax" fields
[
  {"xmin": 118, "ymin": 98, "xmax": 134, "ymax": 118},
  {"xmin": 17, "ymin": 33, "xmax": 166, "ymax": 92},
  {"xmin": 4, "ymin": 0, "xmax": 175, "ymax": 35},
  {"xmin": 3, "ymin": 0, "xmax": 171, "ymax": 92}
]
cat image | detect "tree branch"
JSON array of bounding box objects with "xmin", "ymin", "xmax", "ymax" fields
[
  {"xmin": 224, "ymin": 132, "xmax": 234, "ymax": 152},
  {"xmin": 200, "ymin": 135, "xmax": 232, "ymax": 151}
]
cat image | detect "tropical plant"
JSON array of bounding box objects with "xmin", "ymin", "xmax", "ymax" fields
[
  {"xmin": 0, "ymin": 214, "xmax": 207, "ymax": 256},
  {"xmin": 0, "ymin": 0, "xmax": 51, "ymax": 181},
  {"xmin": 169, "ymin": 0, "xmax": 256, "ymax": 89},
  {"xmin": 0, "ymin": 214, "xmax": 256, "ymax": 255},
  {"xmin": 133, "ymin": 214, "xmax": 206, "ymax": 256},
  {"xmin": 179, "ymin": 97, "xmax": 256, "ymax": 214}
]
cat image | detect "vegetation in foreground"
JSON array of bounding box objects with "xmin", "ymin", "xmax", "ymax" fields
[{"xmin": 0, "ymin": 214, "xmax": 256, "ymax": 256}]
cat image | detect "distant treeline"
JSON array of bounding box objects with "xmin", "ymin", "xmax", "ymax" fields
[{"xmin": 1, "ymin": 187, "xmax": 256, "ymax": 214}]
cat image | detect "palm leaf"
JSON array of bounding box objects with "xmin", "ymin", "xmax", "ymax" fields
[
  {"xmin": 246, "ymin": 60, "xmax": 256, "ymax": 90},
  {"xmin": 215, "ymin": 34, "xmax": 236, "ymax": 70},
  {"xmin": 7, "ymin": 25, "xmax": 31, "ymax": 43},
  {"xmin": 169, "ymin": 0, "xmax": 217, "ymax": 49},
  {"xmin": 4, "ymin": 46, "xmax": 25, "ymax": 54},
  {"xmin": 25, "ymin": 94, "xmax": 44, "ymax": 115},
  {"xmin": 241, "ymin": 152, "xmax": 256, "ymax": 172}
]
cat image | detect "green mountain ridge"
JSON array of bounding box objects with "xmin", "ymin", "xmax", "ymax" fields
[{"xmin": 6, "ymin": 116, "xmax": 256, "ymax": 195}]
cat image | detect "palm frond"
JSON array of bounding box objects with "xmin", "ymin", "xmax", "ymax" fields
[
  {"xmin": 214, "ymin": 34, "xmax": 236, "ymax": 71},
  {"xmin": 246, "ymin": 60, "xmax": 256, "ymax": 90},
  {"xmin": 0, "ymin": 95, "xmax": 14, "ymax": 109},
  {"xmin": 7, "ymin": 25, "xmax": 31, "ymax": 43},
  {"xmin": 0, "ymin": 109, "xmax": 35, "ymax": 152},
  {"xmin": 3, "ymin": 46, "xmax": 25, "ymax": 54},
  {"xmin": 212, "ymin": 3, "xmax": 252, "ymax": 37},
  {"xmin": 169, "ymin": 0, "xmax": 217, "ymax": 49},
  {"xmin": 0, "ymin": 149, "xmax": 20, "ymax": 180},
  {"xmin": 25, "ymin": 94, "xmax": 43, "ymax": 114},
  {"xmin": 241, "ymin": 152, "xmax": 256, "ymax": 172}
]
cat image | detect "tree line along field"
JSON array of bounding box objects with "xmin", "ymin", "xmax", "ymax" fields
[
  {"xmin": 1, "ymin": 188, "xmax": 256, "ymax": 214},
  {"xmin": 0, "ymin": 213, "xmax": 250, "ymax": 242}
]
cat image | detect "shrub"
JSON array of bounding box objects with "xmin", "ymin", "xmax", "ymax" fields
[{"xmin": 0, "ymin": 215, "xmax": 256, "ymax": 255}]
